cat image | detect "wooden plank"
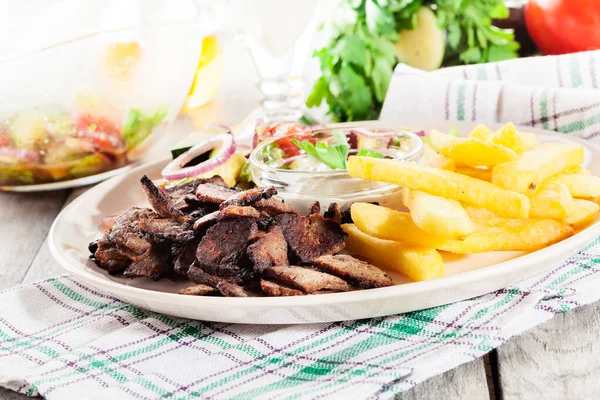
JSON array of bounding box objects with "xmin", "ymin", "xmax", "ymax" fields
[
  {"xmin": 21, "ymin": 187, "xmax": 90, "ymax": 284},
  {"xmin": 398, "ymin": 358, "xmax": 489, "ymax": 400},
  {"xmin": 0, "ymin": 190, "xmax": 69, "ymax": 290},
  {"xmin": 495, "ymin": 301, "xmax": 600, "ymax": 400}
]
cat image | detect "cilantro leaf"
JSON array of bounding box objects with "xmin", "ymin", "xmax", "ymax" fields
[
  {"xmin": 356, "ymin": 148, "xmax": 384, "ymax": 158},
  {"xmin": 292, "ymin": 136, "xmax": 349, "ymax": 170}
]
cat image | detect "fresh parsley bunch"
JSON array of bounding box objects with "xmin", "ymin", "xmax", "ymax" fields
[{"xmin": 307, "ymin": 0, "xmax": 519, "ymax": 122}]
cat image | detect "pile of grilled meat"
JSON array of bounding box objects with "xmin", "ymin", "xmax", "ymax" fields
[{"xmin": 89, "ymin": 175, "xmax": 393, "ymax": 297}]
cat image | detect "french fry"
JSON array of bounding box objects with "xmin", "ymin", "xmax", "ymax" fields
[
  {"xmin": 565, "ymin": 199, "xmax": 600, "ymax": 228},
  {"xmin": 464, "ymin": 206, "xmax": 502, "ymax": 225},
  {"xmin": 439, "ymin": 219, "xmax": 574, "ymax": 254},
  {"xmin": 454, "ymin": 165, "xmax": 492, "ymax": 181},
  {"xmin": 491, "ymin": 143, "xmax": 584, "ymax": 193},
  {"xmin": 489, "ymin": 122, "xmax": 539, "ymax": 153},
  {"xmin": 347, "ymin": 157, "xmax": 530, "ymax": 218},
  {"xmin": 468, "ymin": 124, "xmax": 494, "ymax": 140},
  {"xmin": 547, "ymin": 174, "xmax": 600, "ymax": 198},
  {"xmin": 351, "ymin": 202, "xmax": 448, "ymax": 247},
  {"xmin": 342, "ymin": 224, "xmax": 444, "ymax": 281},
  {"xmin": 528, "ymin": 182, "xmax": 575, "ymax": 219},
  {"xmin": 428, "ymin": 129, "xmax": 518, "ymax": 167},
  {"xmin": 422, "ymin": 144, "xmax": 456, "ymax": 171},
  {"xmin": 408, "ymin": 191, "xmax": 475, "ymax": 238}
]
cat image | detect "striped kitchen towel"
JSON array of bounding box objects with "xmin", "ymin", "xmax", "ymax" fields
[
  {"xmin": 2, "ymin": 238, "xmax": 600, "ymax": 399},
  {"xmin": 380, "ymin": 50, "xmax": 600, "ymax": 140}
]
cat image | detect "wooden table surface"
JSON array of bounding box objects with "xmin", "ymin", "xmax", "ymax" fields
[{"xmin": 2, "ymin": 41, "xmax": 600, "ymax": 400}]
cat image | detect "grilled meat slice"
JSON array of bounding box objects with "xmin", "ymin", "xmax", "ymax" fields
[
  {"xmin": 247, "ymin": 226, "xmax": 288, "ymax": 273},
  {"xmin": 195, "ymin": 219, "xmax": 260, "ymax": 283},
  {"xmin": 218, "ymin": 205, "xmax": 261, "ymax": 220},
  {"xmin": 93, "ymin": 207, "xmax": 157, "ymax": 271},
  {"xmin": 274, "ymin": 213, "xmax": 347, "ymax": 263},
  {"xmin": 138, "ymin": 218, "xmax": 195, "ymax": 242},
  {"xmin": 195, "ymin": 183, "xmax": 241, "ymax": 204},
  {"xmin": 166, "ymin": 176, "xmax": 228, "ymax": 210},
  {"xmin": 260, "ymin": 280, "xmax": 305, "ymax": 296},
  {"xmin": 140, "ymin": 175, "xmax": 184, "ymax": 218},
  {"xmin": 192, "ymin": 211, "xmax": 219, "ymax": 232},
  {"xmin": 187, "ymin": 265, "xmax": 249, "ymax": 297},
  {"xmin": 313, "ymin": 254, "xmax": 392, "ymax": 289},
  {"xmin": 93, "ymin": 239, "xmax": 130, "ymax": 273},
  {"xmin": 324, "ymin": 203, "xmax": 342, "ymax": 224},
  {"xmin": 178, "ymin": 284, "xmax": 218, "ymax": 296},
  {"xmin": 219, "ymin": 186, "xmax": 278, "ymax": 210},
  {"xmin": 308, "ymin": 201, "xmax": 320, "ymax": 215},
  {"xmin": 253, "ymin": 197, "xmax": 297, "ymax": 216},
  {"xmin": 123, "ymin": 245, "xmax": 171, "ymax": 280},
  {"xmin": 173, "ymin": 237, "xmax": 201, "ymax": 276},
  {"xmin": 263, "ymin": 265, "xmax": 350, "ymax": 293}
]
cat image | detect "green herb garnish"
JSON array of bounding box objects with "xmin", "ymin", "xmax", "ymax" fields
[
  {"xmin": 88, "ymin": 124, "xmax": 97, "ymax": 133},
  {"xmin": 122, "ymin": 106, "xmax": 168, "ymax": 149},
  {"xmin": 356, "ymin": 148, "xmax": 384, "ymax": 158},
  {"xmin": 292, "ymin": 130, "xmax": 349, "ymax": 170}
]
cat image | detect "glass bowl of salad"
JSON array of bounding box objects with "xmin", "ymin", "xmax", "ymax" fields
[
  {"xmin": 249, "ymin": 125, "xmax": 423, "ymax": 211},
  {"xmin": 0, "ymin": 0, "xmax": 207, "ymax": 191}
]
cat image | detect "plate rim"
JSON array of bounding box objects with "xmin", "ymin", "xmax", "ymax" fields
[{"xmin": 47, "ymin": 121, "xmax": 600, "ymax": 311}]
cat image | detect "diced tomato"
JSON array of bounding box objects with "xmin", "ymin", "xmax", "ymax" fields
[
  {"xmin": 74, "ymin": 114, "xmax": 120, "ymax": 136},
  {"xmin": 0, "ymin": 135, "xmax": 11, "ymax": 147},
  {"xmin": 275, "ymin": 133, "xmax": 315, "ymax": 158},
  {"xmin": 74, "ymin": 114, "xmax": 125, "ymax": 153}
]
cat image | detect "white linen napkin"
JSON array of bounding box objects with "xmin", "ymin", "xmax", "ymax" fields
[{"xmin": 380, "ymin": 50, "xmax": 600, "ymax": 141}]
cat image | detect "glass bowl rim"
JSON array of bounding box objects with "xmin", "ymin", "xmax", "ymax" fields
[{"xmin": 249, "ymin": 124, "xmax": 424, "ymax": 177}]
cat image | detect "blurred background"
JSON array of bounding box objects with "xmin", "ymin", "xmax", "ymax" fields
[{"xmin": 0, "ymin": 0, "xmax": 597, "ymax": 189}]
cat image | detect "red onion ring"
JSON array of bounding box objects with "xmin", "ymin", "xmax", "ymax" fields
[
  {"xmin": 414, "ymin": 130, "xmax": 426, "ymax": 137},
  {"xmin": 161, "ymin": 133, "xmax": 236, "ymax": 181},
  {"xmin": 202, "ymin": 123, "xmax": 232, "ymax": 133}
]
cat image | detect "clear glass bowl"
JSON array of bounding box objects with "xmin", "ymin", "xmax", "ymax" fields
[
  {"xmin": 0, "ymin": 0, "xmax": 207, "ymax": 190},
  {"xmin": 249, "ymin": 125, "xmax": 423, "ymax": 211}
]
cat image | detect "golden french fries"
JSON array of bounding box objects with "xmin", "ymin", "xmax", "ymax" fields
[
  {"xmin": 490, "ymin": 122, "xmax": 539, "ymax": 153},
  {"xmin": 439, "ymin": 219, "xmax": 574, "ymax": 254},
  {"xmin": 491, "ymin": 143, "xmax": 584, "ymax": 193},
  {"xmin": 407, "ymin": 191, "xmax": 475, "ymax": 238},
  {"xmin": 347, "ymin": 157, "xmax": 530, "ymax": 218},
  {"xmin": 428, "ymin": 129, "xmax": 518, "ymax": 167},
  {"xmin": 528, "ymin": 182, "xmax": 575, "ymax": 220},
  {"xmin": 565, "ymin": 199, "xmax": 600, "ymax": 228},
  {"xmin": 454, "ymin": 165, "xmax": 492, "ymax": 181},
  {"xmin": 344, "ymin": 122, "xmax": 599, "ymax": 283},
  {"xmin": 351, "ymin": 202, "xmax": 448, "ymax": 247},
  {"xmin": 342, "ymin": 224, "xmax": 444, "ymax": 281},
  {"xmin": 422, "ymin": 144, "xmax": 456, "ymax": 171},
  {"xmin": 548, "ymin": 174, "xmax": 600, "ymax": 198}
]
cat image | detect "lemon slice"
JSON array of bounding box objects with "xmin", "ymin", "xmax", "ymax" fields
[{"xmin": 184, "ymin": 35, "xmax": 224, "ymax": 110}]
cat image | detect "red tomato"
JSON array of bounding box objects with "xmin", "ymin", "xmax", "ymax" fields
[
  {"xmin": 525, "ymin": 0, "xmax": 600, "ymax": 55},
  {"xmin": 275, "ymin": 134, "xmax": 315, "ymax": 158}
]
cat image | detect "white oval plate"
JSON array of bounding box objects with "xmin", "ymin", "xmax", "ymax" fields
[{"xmin": 49, "ymin": 121, "xmax": 600, "ymax": 324}]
